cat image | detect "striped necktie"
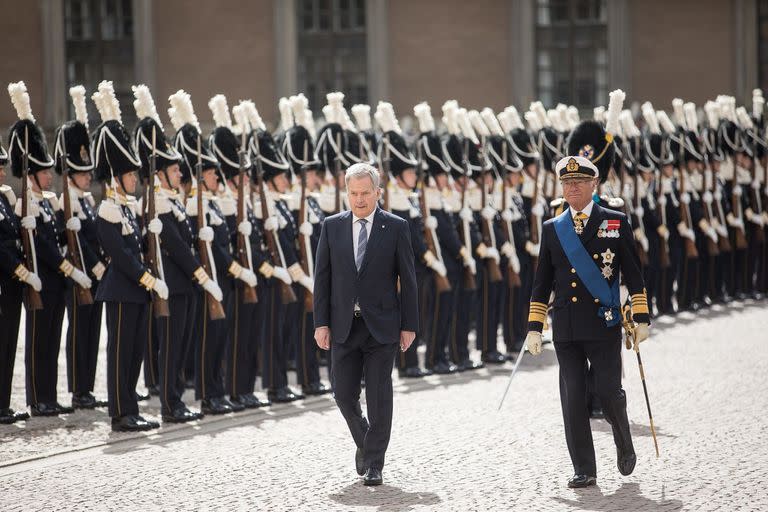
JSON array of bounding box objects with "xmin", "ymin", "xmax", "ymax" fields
[{"xmin": 356, "ymin": 219, "xmax": 368, "ymax": 270}]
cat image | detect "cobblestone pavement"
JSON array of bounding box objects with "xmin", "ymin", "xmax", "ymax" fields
[{"xmin": 1, "ymin": 300, "xmax": 767, "ymax": 511}]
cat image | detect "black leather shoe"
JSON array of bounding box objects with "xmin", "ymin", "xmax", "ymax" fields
[
  {"xmin": 0, "ymin": 408, "xmax": 29, "ymax": 424},
  {"xmin": 267, "ymin": 387, "xmax": 304, "ymax": 403},
  {"xmin": 430, "ymin": 361, "xmax": 458, "ymax": 374},
  {"xmin": 505, "ymin": 352, "xmax": 517, "ymax": 362},
  {"xmin": 481, "ymin": 351, "xmax": 507, "ymax": 364},
  {"xmin": 402, "ymin": 367, "xmax": 432, "ymax": 378},
  {"xmin": 135, "ymin": 391, "xmax": 150, "ymax": 402},
  {"xmin": 617, "ymin": 449, "xmax": 637, "ymax": 476},
  {"xmin": 303, "ymin": 382, "xmax": 332, "ymax": 396},
  {"xmin": 250, "ymin": 394, "xmax": 271, "ymax": 408},
  {"xmin": 363, "ymin": 468, "xmax": 383, "ymax": 486},
  {"xmin": 111, "ymin": 415, "xmax": 157, "ymax": 432},
  {"xmin": 162, "ymin": 406, "xmax": 200, "ymax": 423},
  {"xmin": 201, "ymin": 397, "xmax": 233, "ymax": 415},
  {"xmin": 456, "ymin": 359, "xmax": 484, "ymax": 372},
  {"xmin": 355, "ymin": 447, "xmax": 365, "ymax": 476},
  {"xmin": 589, "ymin": 406, "xmax": 605, "ymax": 419},
  {"xmin": 147, "ymin": 384, "xmax": 161, "ymax": 397},
  {"xmin": 30, "ymin": 402, "xmax": 70, "ymax": 417},
  {"xmin": 72, "ymin": 392, "xmax": 107, "ymax": 409},
  {"xmin": 224, "ymin": 397, "xmax": 245, "ymax": 412},
  {"xmin": 567, "ymin": 474, "xmax": 596, "ymax": 488}
]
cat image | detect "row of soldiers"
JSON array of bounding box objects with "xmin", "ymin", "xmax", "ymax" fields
[{"xmin": 1, "ymin": 79, "xmax": 766, "ymax": 430}]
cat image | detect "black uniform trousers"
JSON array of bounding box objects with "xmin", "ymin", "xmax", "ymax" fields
[
  {"xmin": 332, "ymin": 316, "xmax": 398, "ymax": 471},
  {"xmin": 227, "ymin": 287, "xmax": 259, "ymax": 396},
  {"xmin": 296, "ymin": 287, "xmax": 321, "ymax": 388},
  {"xmin": 143, "ymin": 309, "xmax": 160, "ymax": 389},
  {"xmin": 285, "ymin": 284, "xmax": 302, "ymax": 366},
  {"xmin": 261, "ymin": 283, "xmax": 289, "ymax": 391},
  {"xmin": 195, "ymin": 284, "xmax": 233, "ymax": 400},
  {"xmin": 475, "ymin": 265, "xmax": 503, "ymax": 355},
  {"xmin": 425, "ymin": 284, "xmax": 453, "ymax": 369},
  {"xmin": 65, "ymin": 283, "xmax": 103, "ymax": 394},
  {"xmin": 500, "ymin": 273, "xmax": 524, "ymax": 353},
  {"xmin": 105, "ymin": 301, "xmax": 149, "ymax": 418},
  {"xmin": 449, "ymin": 273, "xmax": 475, "ymax": 365},
  {"xmin": 0, "ymin": 277, "xmax": 22, "ymax": 409},
  {"xmin": 25, "ymin": 287, "xmax": 66, "ymax": 406},
  {"xmin": 398, "ymin": 271, "xmax": 430, "ymax": 370},
  {"xmin": 158, "ymin": 292, "xmax": 196, "ymax": 413},
  {"xmin": 554, "ymin": 339, "xmax": 633, "ymax": 477}
]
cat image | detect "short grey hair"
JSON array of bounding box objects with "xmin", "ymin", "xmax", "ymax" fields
[{"xmin": 344, "ymin": 162, "xmax": 380, "ymax": 189}]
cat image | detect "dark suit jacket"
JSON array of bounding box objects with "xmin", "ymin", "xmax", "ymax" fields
[{"xmin": 313, "ymin": 207, "xmax": 418, "ymax": 345}]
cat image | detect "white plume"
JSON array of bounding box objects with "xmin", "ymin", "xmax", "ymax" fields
[
  {"xmin": 242, "ymin": 100, "xmax": 266, "ymax": 132},
  {"xmin": 672, "ymin": 98, "xmax": 687, "ymax": 129},
  {"xmin": 753, "ymin": 89, "xmax": 765, "ymax": 120},
  {"xmin": 566, "ymin": 106, "xmax": 580, "ymax": 130},
  {"xmin": 606, "ymin": 89, "xmax": 625, "ymax": 136},
  {"xmin": 641, "ymin": 102, "xmax": 660, "ymax": 135},
  {"xmin": 93, "ymin": 80, "xmax": 121, "ymax": 123},
  {"xmin": 442, "ymin": 100, "xmax": 460, "ymax": 135},
  {"xmin": 502, "ymin": 106, "xmax": 524, "ymax": 130},
  {"xmin": 716, "ymin": 95, "xmax": 737, "ymax": 122},
  {"xmin": 168, "ymin": 89, "xmax": 199, "ymax": 131},
  {"xmin": 208, "ymin": 94, "xmax": 232, "ymax": 129},
  {"xmin": 656, "ymin": 110, "xmax": 676, "ymax": 135},
  {"xmin": 322, "ymin": 105, "xmax": 335, "ymax": 124},
  {"xmin": 413, "ymin": 102, "xmax": 435, "ymax": 133},
  {"xmin": 7, "ymin": 81, "xmax": 35, "ymax": 122},
  {"xmin": 736, "ymin": 106, "xmax": 754, "ymax": 130},
  {"xmin": 69, "ymin": 85, "xmax": 88, "ymax": 128},
  {"xmin": 593, "ymin": 106, "xmax": 605, "ymax": 123},
  {"xmin": 530, "ymin": 101, "xmax": 549, "ymax": 127},
  {"xmin": 704, "ymin": 101, "xmax": 720, "ymax": 129},
  {"xmin": 289, "ymin": 93, "xmax": 313, "ymax": 131},
  {"xmin": 231, "ymin": 103, "xmax": 250, "ymax": 136},
  {"xmin": 340, "ymin": 107, "xmax": 356, "ymax": 131},
  {"xmin": 374, "ymin": 101, "xmax": 400, "ymax": 134},
  {"xmin": 468, "ymin": 109, "xmax": 490, "ymax": 137},
  {"xmin": 279, "ymin": 97, "xmax": 294, "ymax": 130},
  {"xmin": 546, "ymin": 109, "xmax": 563, "ymax": 131},
  {"xmin": 556, "ymin": 103, "xmax": 569, "ymax": 132},
  {"xmin": 481, "ymin": 108, "xmax": 504, "ymax": 137},
  {"xmin": 456, "ymin": 108, "xmax": 479, "ymax": 144},
  {"xmin": 351, "ymin": 104, "xmax": 372, "ymax": 131},
  {"xmin": 683, "ymin": 102, "xmax": 699, "ymax": 134},
  {"xmin": 132, "ymin": 84, "xmax": 162, "ymax": 127},
  {"xmin": 524, "ymin": 110, "xmax": 542, "ymax": 132},
  {"xmin": 619, "ymin": 110, "xmax": 639, "ymax": 138}
]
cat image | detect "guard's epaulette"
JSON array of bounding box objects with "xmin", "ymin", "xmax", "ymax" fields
[
  {"xmin": 154, "ymin": 194, "xmax": 173, "ymax": 215},
  {"xmin": 606, "ymin": 196, "xmax": 625, "ymax": 209},
  {"xmin": 550, "ymin": 197, "xmax": 565, "ymax": 208},
  {"xmin": 98, "ymin": 200, "xmax": 123, "ymax": 224},
  {"xmin": 0, "ymin": 184, "xmax": 16, "ymax": 206},
  {"xmin": 284, "ymin": 190, "xmax": 301, "ymax": 211},
  {"xmin": 42, "ymin": 191, "xmax": 60, "ymax": 211},
  {"xmin": 218, "ymin": 194, "xmax": 236, "ymax": 216}
]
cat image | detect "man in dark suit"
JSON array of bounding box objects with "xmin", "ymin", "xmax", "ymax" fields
[{"xmin": 314, "ymin": 162, "xmax": 418, "ymax": 486}]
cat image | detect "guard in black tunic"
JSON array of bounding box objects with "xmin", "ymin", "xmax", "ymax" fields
[
  {"xmin": 0, "ymin": 136, "xmax": 37, "ymax": 424},
  {"xmin": 54, "ymin": 86, "xmax": 108, "ymax": 410},
  {"xmin": 91, "ymin": 80, "xmax": 165, "ymax": 432},
  {"xmin": 526, "ymin": 155, "xmax": 651, "ymax": 488}
]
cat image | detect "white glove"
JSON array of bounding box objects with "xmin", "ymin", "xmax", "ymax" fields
[
  {"xmin": 483, "ymin": 246, "xmax": 500, "ymax": 263},
  {"xmin": 147, "ymin": 218, "xmax": 163, "ymax": 235},
  {"xmin": 264, "ymin": 216, "xmax": 279, "ymax": 232},
  {"xmin": 92, "ymin": 262, "xmax": 106, "ymax": 281},
  {"xmin": 680, "ymin": 192, "xmax": 690, "ymax": 204},
  {"xmin": 702, "ymin": 191, "xmax": 713, "ymax": 203},
  {"xmin": 481, "ymin": 206, "xmax": 496, "ymax": 220},
  {"xmin": 272, "ymin": 266, "xmax": 292, "ymax": 285},
  {"xmin": 465, "ymin": 257, "xmax": 477, "ymax": 275},
  {"xmin": 657, "ymin": 225, "xmax": 670, "ymax": 240},
  {"xmin": 198, "ymin": 226, "xmax": 214, "ymax": 242},
  {"xmin": 70, "ymin": 267, "xmax": 92, "ymax": 289},
  {"xmin": 425, "ymin": 216, "xmax": 438, "ymax": 229},
  {"xmin": 21, "ymin": 215, "xmax": 36, "ymax": 230},
  {"xmin": 238, "ymin": 220, "xmax": 252, "ymax": 237},
  {"xmin": 633, "ymin": 322, "xmax": 650, "ymax": 348},
  {"xmin": 531, "ymin": 203, "xmax": 545, "ymax": 217},
  {"xmin": 525, "ymin": 331, "xmax": 543, "ymax": 356},
  {"xmin": 501, "ymin": 209, "xmax": 513, "ymax": 222},
  {"xmin": 66, "ymin": 217, "xmax": 82, "ymax": 232},
  {"xmin": 298, "ymin": 274, "xmax": 314, "ymax": 292},
  {"xmin": 500, "ymin": 241, "xmax": 515, "ymax": 259},
  {"xmin": 202, "ymin": 278, "xmax": 223, "ymax": 302},
  {"xmin": 24, "ymin": 271, "xmax": 42, "ymax": 292},
  {"xmin": 153, "ymin": 278, "xmax": 169, "ymax": 300},
  {"xmin": 429, "ymin": 259, "xmax": 447, "ymax": 277},
  {"xmin": 238, "ymin": 268, "xmax": 258, "ymax": 287},
  {"xmin": 459, "ymin": 207, "xmax": 473, "ymax": 222},
  {"xmin": 525, "ymin": 241, "xmax": 540, "ymax": 257},
  {"xmin": 634, "ymin": 206, "xmax": 644, "ymax": 218},
  {"xmin": 299, "ymin": 221, "xmax": 313, "ymax": 236}
]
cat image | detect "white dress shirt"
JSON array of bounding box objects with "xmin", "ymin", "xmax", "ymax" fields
[
  {"xmin": 352, "ymin": 209, "xmax": 376, "ymax": 263},
  {"xmin": 569, "ymin": 200, "xmax": 595, "ymax": 228}
]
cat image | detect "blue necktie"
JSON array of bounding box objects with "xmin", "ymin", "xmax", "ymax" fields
[{"xmin": 356, "ymin": 219, "xmax": 368, "ymax": 270}]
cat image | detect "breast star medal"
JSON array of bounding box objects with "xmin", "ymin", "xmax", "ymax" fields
[
  {"xmin": 601, "ymin": 265, "xmax": 613, "ymax": 279},
  {"xmin": 600, "ymin": 249, "xmax": 615, "ymax": 265}
]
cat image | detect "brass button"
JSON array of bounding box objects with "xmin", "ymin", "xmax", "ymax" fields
[
  {"xmin": 571, "ymin": 282, "xmax": 577, "ymax": 288},
  {"xmin": 571, "ymin": 297, "xmax": 578, "ymax": 303},
  {"xmin": 570, "ymin": 268, "xmax": 576, "ymax": 274},
  {"xmin": 593, "ymin": 254, "xmax": 598, "ymax": 259},
  {"xmin": 594, "ymin": 298, "xmax": 600, "ymax": 303}
]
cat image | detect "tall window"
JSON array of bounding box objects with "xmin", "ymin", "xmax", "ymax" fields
[
  {"xmin": 535, "ymin": 0, "xmax": 607, "ymax": 110},
  {"xmin": 64, "ymin": 0, "xmax": 136, "ymax": 125},
  {"xmin": 297, "ymin": 0, "xmax": 368, "ymax": 114},
  {"xmin": 759, "ymin": 0, "xmax": 768, "ymax": 91}
]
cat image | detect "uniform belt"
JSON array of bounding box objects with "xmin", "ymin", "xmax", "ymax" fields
[{"xmin": 353, "ymin": 310, "xmax": 362, "ymax": 318}]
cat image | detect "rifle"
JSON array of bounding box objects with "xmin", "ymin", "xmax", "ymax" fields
[
  {"xmin": 458, "ymin": 139, "xmax": 477, "ymax": 291},
  {"xmin": 20, "ymin": 126, "xmax": 43, "ymax": 310},
  {"xmin": 381, "ymin": 135, "xmax": 391, "ymax": 211},
  {"xmin": 59, "ymin": 130, "xmax": 93, "ymax": 305},
  {"xmin": 334, "ymin": 132, "xmax": 344, "ymax": 214},
  {"xmin": 500, "ymin": 142, "xmax": 521, "ymax": 288},
  {"xmin": 195, "ymin": 136, "xmax": 226, "ymax": 320},
  {"xmin": 677, "ymin": 160, "xmax": 699, "ymax": 259},
  {"xmin": 253, "ymin": 135, "xmax": 297, "ymax": 304},
  {"xmin": 415, "ymin": 140, "xmax": 451, "ymax": 293},
  {"xmin": 298, "ymin": 140, "xmax": 314, "ymax": 312},
  {"xmin": 657, "ymin": 173, "xmax": 671, "ymax": 269},
  {"xmin": 528, "ymin": 139, "xmax": 542, "ymax": 272},
  {"xmin": 700, "ymin": 160, "xmax": 721, "ymax": 257},
  {"xmin": 747, "ymin": 152, "xmax": 765, "ymax": 244},
  {"xmin": 147, "ymin": 127, "xmax": 169, "ymax": 318},
  {"xmin": 476, "ymin": 137, "xmax": 502, "ymax": 283},
  {"xmin": 632, "ymin": 172, "xmax": 650, "ymax": 266},
  {"xmin": 236, "ymin": 130, "xmax": 258, "ymax": 304}
]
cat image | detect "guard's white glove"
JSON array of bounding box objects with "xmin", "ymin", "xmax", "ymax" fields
[
  {"xmin": 680, "ymin": 192, "xmax": 690, "ymax": 204},
  {"xmin": 634, "ymin": 206, "xmax": 645, "ymax": 218},
  {"xmin": 21, "ymin": 215, "xmax": 36, "ymax": 230},
  {"xmin": 501, "ymin": 209, "xmax": 513, "ymax": 222},
  {"xmin": 272, "ymin": 266, "xmax": 292, "ymax": 285},
  {"xmin": 481, "ymin": 206, "xmax": 496, "ymax": 220},
  {"xmin": 299, "ymin": 221, "xmax": 313, "ymax": 236},
  {"xmin": 525, "ymin": 241, "xmax": 540, "ymax": 257},
  {"xmin": 24, "ymin": 271, "xmax": 42, "ymax": 292},
  {"xmin": 429, "ymin": 259, "xmax": 447, "ymax": 277},
  {"xmin": 483, "ymin": 246, "xmax": 500, "ymax": 263},
  {"xmin": 202, "ymin": 278, "xmax": 223, "ymax": 302},
  {"xmin": 66, "ymin": 217, "xmax": 82, "ymax": 232},
  {"xmin": 500, "ymin": 241, "xmax": 515, "ymax": 259},
  {"xmin": 147, "ymin": 217, "xmax": 163, "ymax": 235},
  {"xmin": 198, "ymin": 226, "xmax": 214, "ymax": 242},
  {"xmin": 425, "ymin": 216, "xmax": 438, "ymax": 229},
  {"xmin": 92, "ymin": 262, "xmax": 106, "ymax": 281},
  {"xmin": 702, "ymin": 191, "xmax": 713, "ymax": 204},
  {"xmin": 238, "ymin": 220, "xmax": 252, "ymax": 237},
  {"xmin": 238, "ymin": 267, "xmax": 258, "ymax": 287},
  {"xmin": 525, "ymin": 331, "xmax": 543, "ymax": 356},
  {"xmin": 657, "ymin": 225, "xmax": 670, "ymax": 240},
  {"xmin": 465, "ymin": 257, "xmax": 477, "ymax": 275},
  {"xmin": 726, "ymin": 213, "xmax": 744, "ymax": 230},
  {"xmin": 69, "ymin": 267, "xmax": 92, "ymax": 289},
  {"xmin": 531, "ymin": 203, "xmax": 545, "ymax": 217},
  {"xmin": 264, "ymin": 216, "xmax": 279, "ymax": 232},
  {"xmin": 459, "ymin": 207, "xmax": 473, "ymax": 222},
  {"xmin": 745, "ymin": 208, "xmax": 755, "ymax": 221},
  {"xmin": 152, "ymin": 278, "xmax": 169, "ymax": 300},
  {"xmin": 298, "ymin": 274, "xmax": 314, "ymax": 292},
  {"xmin": 509, "ymin": 254, "xmax": 521, "ymax": 274},
  {"xmin": 633, "ymin": 322, "xmax": 650, "ymax": 349}
]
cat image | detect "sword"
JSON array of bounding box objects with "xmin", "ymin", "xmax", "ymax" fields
[{"xmin": 497, "ymin": 346, "xmax": 527, "ymax": 411}]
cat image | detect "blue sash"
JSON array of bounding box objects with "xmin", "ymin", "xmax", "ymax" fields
[{"xmin": 553, "ymin": 211, "xmax": 620, "ymax": 327}]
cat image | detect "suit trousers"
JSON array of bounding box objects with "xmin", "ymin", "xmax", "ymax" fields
[
  {"xmin": 105, "ymin": 301, "xmax": 149, "ymax": 418},
  {"xmin": 332, "ymin": 316, "xmax": 398, "ymax": 471},
  {"xmin": 65, "ymin": 283, "xmax": 103, "ymax": 394}
]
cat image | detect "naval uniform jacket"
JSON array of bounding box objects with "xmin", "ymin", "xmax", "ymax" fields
[{"xmin": 528, "ymin": 202, "xmax": 650, "ymax": 343}]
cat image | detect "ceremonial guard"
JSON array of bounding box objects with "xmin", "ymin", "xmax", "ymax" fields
[
  {"xmin": 55, "ymin": 86, "xmax": 107, "ymax": 409},
  {"xmin": 91, "ymin": 80, "xmax": 164, "ymax": 431}
]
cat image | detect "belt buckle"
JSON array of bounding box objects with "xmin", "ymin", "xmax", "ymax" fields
[{"xmin": 354, "ymin": 310, "xmax": 362, "ymax": 318}]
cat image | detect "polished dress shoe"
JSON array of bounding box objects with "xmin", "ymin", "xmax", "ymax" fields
[
  {"xmin": 589, "ymin": 406, "xmax": 605, "ymax": 419},
  {"xmin": 567, "ymin": 474, "xmax": 596, "ymax": 488},
  {"xmin": 201, "ymin": 397, "xmax": 233, "ymax": 415},
  {"xmin": 0, "ymin": 408, "xmax": 29, "ymax": 424},
  {"xmin": 456, "ymin": 359, "xmax": 484, "ymax": 372},
  {"xmin": 355, "ymin": 447, "xmax": 365, "ymax": 476},
  {"xmin": 30, "ymin": 402, "xmax": 74, "ymax": 417},
  {"xmin": 224, "ymin": 397, "xmax": 245, "ymax": 412},
  {"xmin": 401, "ymin": 367, "xmax": 432, "ymax": 378},
  {"xmin": 617, "ymin": 448, "xmax": 637, "ymax": 476},
  {"xmin": 111, "ymin": 415, "xmax": 158, "ymax": 432},
  {"xmin": 72, "ymin": 392, "xmax": 107, "ymax": 409},
  {"xmin": 302, "ymin": 382, "xmax": 332, "ymax": 396},
  {"xmin": 430, "ymin": 361, "xmax": 458, "ymax": 375},
  {"xmin": 267, "ymin": 387, "xmax": 304, "ymax": 403},
  {"xmin": 363, "ymin": 468, "xmax": 383, "ymax": 486},
  {"xmin": 135, "ymin": 391, "xmax": 150, "ymax": 402},
  {"xmin": 162, "ymin": 406, "xmax": 201, "ymax": 423},
  {"xmin": 249, "ymin": 394, "xmax": 271, "ymax": 408},
  {"xmin": 481, "ymin": 351, "xmax": 507, "ymax": 364}
]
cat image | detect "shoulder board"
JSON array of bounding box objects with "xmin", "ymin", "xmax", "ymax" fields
[
  {"xmin": 284, "ymin": 190, "xmax": 300, "ymax": 211},
  {"xmin": 219, "ymin": 195, "xmax": 236, "ymax": 216},
  {"xmin": 155, "ymin": 194, "xmax": 173, "ymax": 215},
  {"xmin": 606, "ymin": 197, "xmax": 625, "ymax": 209},
  {"xmin": 550, "ymin": 197, "xmax": 565, "ymax": 208},
  {"xmin": 388, "ymin": 189, "xmax": 412, "ymax": 211},
  {"xmin": 43, "ymin": 191, "xmax": 61, "ymax": 211},
  {"xmin": 0, "ymin": 184, "xmax": 16, "ymax": 206},
  {"xmin": 98, "ymin": 201, "xmax": 123, "ymax": 224}
]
